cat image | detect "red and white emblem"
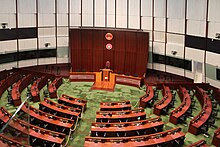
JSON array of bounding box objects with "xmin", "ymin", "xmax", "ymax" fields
[
  {"xmin": 105, "ymin": 33, "xmax": 113, "ymax": 41},
  {"xmin": 106, "ymin": 43, "xmax": 112, "ymax": 50}
]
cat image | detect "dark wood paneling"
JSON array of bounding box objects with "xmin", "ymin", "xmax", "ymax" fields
[
  {"xmin": 124, "ymin": 32, "xmax": 137, "ymax": 75},
  {"xmin": 114, "ymin": 31, "xmax": 125, "ymax": 74},
  {"xmin": 70, "ymin": 28, "xmax": 149, "ymax": 77},
  {"xmin": 81, "ymin": 30, "xmax": 93, "ymax": 71},
  {"xmin": 70, "ymin": 29, "xmax": 82, "ymax": 71},
  {"xmin": 136, "ymin": 33, "xmax": 148, "ymax": 76},
  {"xmin": 93, "ymin": 30, "xmax": 104, "ymax": 71}
]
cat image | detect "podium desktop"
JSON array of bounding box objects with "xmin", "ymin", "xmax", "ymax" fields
[{"xmin": 100, "ymin": 68, "xmax": 113, "ymax": 81}]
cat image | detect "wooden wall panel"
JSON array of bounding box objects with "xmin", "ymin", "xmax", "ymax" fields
[
  {"xmin": 93, "ymin": 30, "xmax": 104, "ymax": 71},
  {"xmin": 136, "ymin": 33, "xmax": 149, "ymax": 76},
  {"xmin": 124, "ymin": 32, "xmax": 137, "ymax": 75},
  {"xmin": 70, "ymin": 28, "xmax": 149, "ymax": 77},
  {"xmin": 114, "ymin": 31, "xmax": 125, "ymax": 74},
  {"xmin": 81, "ymin": 30, "xmax": 93, "ymax": 71},
  {"xmin": 70, "ymin": 29, "xmax": 81, "ymax": 71}
]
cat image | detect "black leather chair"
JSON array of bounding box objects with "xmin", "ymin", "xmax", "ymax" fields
[{"xmin": 200, "ymin": 124, "xmax": 209, "ymax": 137}]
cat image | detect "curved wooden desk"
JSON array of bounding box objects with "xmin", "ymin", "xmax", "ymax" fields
[
  {"xmin": 48, "ymin": 77, "xmax": 63, "ymax": 98},
  {"xmin": 153, "ymin": 85, "xmax": 173, "ymax": 115},
  {"xmin": 0, "ymin": 134, "xmax": 31, "ymax": 147},
  {"xmin": 21, "ymin": 103, "xmax": 75, "ymax": 135},
  {"xmin": 31, "ymin": 75, "xmax": 53, "ymax": 102},
  {"xmin": 115, "ymin": 75, "xmax": 144, "ymax": 87},
  {"xmin": 0, "ymin": 107, "xmax": 65, "ymax": 147},
  {"xmin": 169, "ymin": 86, "xmax": 192, "ymax": 125},
  {"xmin": 91, "ymin": 117, "xmax": 163, "ymax": 137},
  {"xmin": 100, "ymin": 100, "xmax": 131, "ymax": 111},
  {"xmin": 39, "ymin": 98, "xmax": 80, "ymax": 120},
  {"xmin": 58, "ymin": 94, "xmax": 87, "ymax": 112},
  {"xmin": 96, "ymin": 108, "xmax": 146, "ymax": 123},
  {"xmin": 0, "ymin": 71, "xmax": 21, "ymax": 98},
  {"xmin": 11, "ymin": 74, "xmax": 34, "ymax": 106},
  {"xmin": 0, "ymin": 69, "xmax": 12, "ymax": 81},
  {"xmin": 69, "ymin": 72, "xmax": 96, "ymax": 82},
  {"xmin": 188, "ymin": 87, "xmax": 212, "ymax": 135},
  {"xmin": 85, "ymin": 127, "xmax": 185, "ymax": 147},
  {"xmin": 186, "ymin": 140, "xmax": 209, "ymax": 147},
  {"xmin": 139, "ymin": 85, "xmax": 154, "ymax": 108}
]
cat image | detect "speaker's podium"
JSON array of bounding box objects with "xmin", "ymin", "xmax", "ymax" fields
[
  {"xmin": 91, "ymin": 68, "xmax": 115, "ymax": 91},
  {"xmin": 100, "ymin": 68, "xmax": 113, "ymax": 81}
]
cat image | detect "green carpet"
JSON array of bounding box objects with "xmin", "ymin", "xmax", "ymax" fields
[{"xmin": 0, "ymin": 79, "xmax": 219, "ymax": 147}]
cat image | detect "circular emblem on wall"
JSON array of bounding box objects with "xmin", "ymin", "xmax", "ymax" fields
[
  {"xmin": 105, "ymin": 33, "xmax": 113, "ymax": 40},
  {"xmin": 106, "ymin": 43, "xmax": 112, "ymax": 50}
]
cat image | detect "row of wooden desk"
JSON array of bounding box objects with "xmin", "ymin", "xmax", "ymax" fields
[
  {"xmin": 12, "ymin": 74, "xmax": 34, "ymax": 106},
  {"xmin": 115, "ymin": 75, "xmax": 144, "ymax": 87},
  {"xmin": 58, "ymin": 94, "xmax": 87, "ymax": 112},
  {"xmin": 69, "ymin": 72, "xmax": 96, "ymax": 82},
  {"xmin": 169, "ymin": 86, "xmax": 192, "ymax": 125},
  {"xmin": 21, "ymin": 103, "xmax": 75, "ymax": 135},
  {"xmin": 39, "ymin": 98, "xmax": 81, "ymax": 120},
  {"xmin": 91, "ymin": 117, "xmax": 164, "ymax": 137},
  {"xmin": 85, "ymin": 127, "xmax": 185, "ymax": 147},
  {"xmin": 139, "ymin": 85, "xmax": 154, "ymax": 108},
  {"xmin": 1, "ymin": 69, "xmax": 60, "ymax": 106},
  {"xmin": 153, "ymin": 85, "xmax": 173, "ymax": 115},
  {"xmin": 0, "ymin": 107, "xmax": 65, "ymax": 147},
  {"xmin": 0, "ymin": 134, "xmax": 30, "ymax": 147},
  {"xmin": 188, "ymin": 87, "xmax": 213, "ymax": 135},
  {"xmin": 0, "ymin": 71, "xmax": 21, "ymax": 98},
  {"xmin": 85, "ymin": 100, "xmax": 185, "ymax": 146},
  {"xmin": 100, "ymin": 100, "xmax": 131, "ymax": 111},
  {"xmin": 0, "ymin": 69, "xmax": 15, "ymax": 81},
  {"xmin": 96, "ymin": 108, "xmax": 146, "ymax": 123},
  {"xmin": 48, "ymin": 76, "xmax": 63, "ymax": 98},
  {"xmin": 186, "ymin": 140, "xmax": 209, "ymax": 147},
  {"xmin": 98, "ymin": 100, "xmax": 164, "ymax": 138},
  {"xmin": 139, "ymin": 82, "xmax": 220, "ymax": 146},
  {"xmin": 31, "ymin": 75, "xmax": 54, "ymax": 102},
  {"xmin": 11, "ymin": 94, "xmax": 87, "ymax": 146},
  {"xmin": 69, "ymin": 72, "xmax": 144, "ymax": 88}
]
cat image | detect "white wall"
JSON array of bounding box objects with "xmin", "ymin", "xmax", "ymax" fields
[
  {"xmin": 107, "ymin": 0, "xmax": 115, "ymax": 27},
  {"xmin": 141, "ymin": 0, "xmax": 152, "ymax": 31},
  {"xmin": 187, "ymin": 0, "xmax": 206, "ymax": 37},
  {"xmin": 128, "ymin": 0, "xmax": 140, "ymax": 29},
  {"xmin": 167, "ymin": 0, "xmax": 185, "ymax": 34},
  {"xmin": 116, "ymin": 0, "xmax": 127, "ymax": 28},
  {"xmin": 82, "ymin": 0, "xmax": 93, "ymax": 26},
  {"xmin": 208, "ymin": 0, "xmax": 220, "ymax": 38},
  {"xmin": 95, "ymin": 0, "xmax": 105, "ymax": 27},
  {"xmin": 0, "ymin": 62, "xmax": 17, "ymax": 70},
  {"xmin": 0, "ymin": 0, "xmax": 16, "ymax": 28},
  {"xmin": 70, "ymin": 0, "xmax": 81, "ymax": 26}
]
